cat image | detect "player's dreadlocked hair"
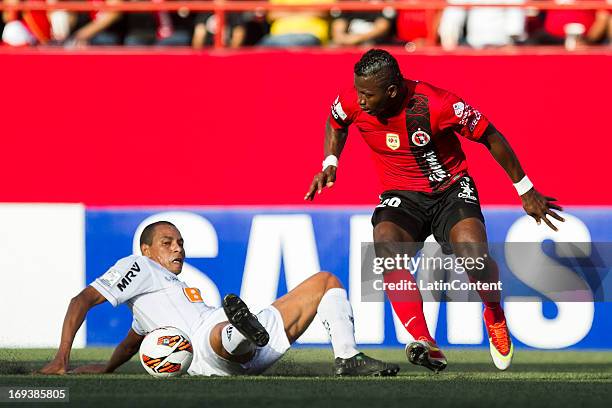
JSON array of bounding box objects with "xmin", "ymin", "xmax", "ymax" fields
[
  {"xmin": 354, "ymin": 49, "xmax": 403, "ymax": 88},
  {"xmin": 140, "ymin": 221, "xmax": 178, "ymax": 246}
]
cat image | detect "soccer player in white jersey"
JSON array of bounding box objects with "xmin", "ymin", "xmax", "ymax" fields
[{"xmin": 40, "ymin": 221, "xmax": 399, "ymax": 376}]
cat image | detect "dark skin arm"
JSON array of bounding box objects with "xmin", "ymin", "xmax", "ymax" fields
[
  {"xmin": 304, "ymin": 116, "xmax": 348, "ymax": 200},
  {"xmin": 70, "ymin": 329, "xmax": 144, "ymax": 374},
  {"xmin": 480, "ymin": 125, "xmax": 564, "ymax": 231},
  {"xmin": 39, "ymin": 286, "xmax": 107, "ymax": 374}
]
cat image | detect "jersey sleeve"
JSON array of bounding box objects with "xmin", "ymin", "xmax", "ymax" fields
[
  {"xmin": 329, "ymin": 89, "xmax": 359, "ymax": 129},
  {"xmin": 90, "ymin": 256, "xmax": 154, "ymax": 307},
  {"xmin": 438, "ymin": 91, "xmax": 490, "ymax": 141}
]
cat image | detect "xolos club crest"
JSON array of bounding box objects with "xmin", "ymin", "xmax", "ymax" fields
[
  {"xmin": 411, "ymin": 129, "xmax": 431, "ymax": 147},
  {"xmin": 386, "ymin": 133, "xmax": 400, "ymax": 150}
]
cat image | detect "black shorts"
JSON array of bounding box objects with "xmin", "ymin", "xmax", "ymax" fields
[{"xmin": 371, "ymin": 175, "xmax": 485, "ymax": 249}]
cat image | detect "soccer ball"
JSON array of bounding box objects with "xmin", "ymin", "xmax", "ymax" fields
[{"xmin": 139, "ymin": 326, "xmax": 194, "ymax": 378}]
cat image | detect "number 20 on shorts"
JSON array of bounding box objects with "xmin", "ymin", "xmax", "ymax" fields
[{"xmin": 377, "ymin": 197, "xmax": 401, "ymax": 208}]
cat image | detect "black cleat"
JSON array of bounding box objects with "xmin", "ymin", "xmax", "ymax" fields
[
  {"xmin": 222, "ymin": 294, "xmax": 270, "ymax": 347},
  {"xmin": 334, "ymin": 353, "xmax": 400, "ymax": 377},
  {"xmin": 405, "ymin": 340, "xmax": 448, "ymax": 373}
]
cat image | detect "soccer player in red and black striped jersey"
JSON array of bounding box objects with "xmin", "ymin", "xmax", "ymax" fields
[{"xmin": 305, "ymin": 49, "xmax": 564, "ymax": 372}]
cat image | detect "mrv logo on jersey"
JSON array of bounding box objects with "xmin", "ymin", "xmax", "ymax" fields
[{"xmin": 117, "ymin": 262, "xmax": 141, "ymax": 292}]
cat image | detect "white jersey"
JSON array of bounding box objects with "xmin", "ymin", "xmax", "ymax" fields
[
  {"xmin": 91, "ymin": 255, "xmax": 291, "ymax": 376},
  {"xmin": 90, "ymin": 255, "xmax": 216, "ymax": 339}
]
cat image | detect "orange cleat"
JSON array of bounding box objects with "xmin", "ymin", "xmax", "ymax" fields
[{"xmin": 485, "ymin": 310, "xmax": 513, "ymax": 370}]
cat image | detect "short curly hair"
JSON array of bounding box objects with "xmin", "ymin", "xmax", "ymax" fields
[
  {"xmin": 354, "ymin": 49, "xmax": 403, "ymax": 88},
  {"xmin": 140, "ymin": 221, "xmax": 177, "ymax": 247}
]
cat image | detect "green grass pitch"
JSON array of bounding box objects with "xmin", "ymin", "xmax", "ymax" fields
[{"xmin": 1, "ymin": 348, "xmax": 611, "ymax": 407}]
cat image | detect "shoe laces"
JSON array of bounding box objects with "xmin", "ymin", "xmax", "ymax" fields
[{"xmin": 488, "ymin": 321, "xmax": 510, "ymax": 354}]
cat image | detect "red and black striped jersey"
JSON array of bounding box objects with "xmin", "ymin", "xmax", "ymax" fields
[{"xmin": 330, "ymin": 79, "xmax": 489, "ymax": 193}]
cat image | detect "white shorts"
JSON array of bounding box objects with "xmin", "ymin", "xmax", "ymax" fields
[{"xmin": 188, "ymin": 305, "xmax": 291, "ymax": 376}]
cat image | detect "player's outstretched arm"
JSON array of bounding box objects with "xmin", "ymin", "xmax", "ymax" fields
[
  {"xmin": 39, "ymin": 286, "xmax": 107, "ymax": 375},
  {"xmin": 480, "ymin": 126, "xmax": 565, "ymax": 231},
  {"xmin": 304, "ymin": 117, "xmax": 349, "ymax": 201},
  {"xmin": 70, "ymin": 329, "xmax": 144, "ymax": 374}
]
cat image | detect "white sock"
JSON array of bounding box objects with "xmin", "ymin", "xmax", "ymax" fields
[
  {"xmin": 317, "ymin": 288, "xmax": 360, "ymax": 359},
  {"xmin": 221, "ymin": 324, "xmax": 255, "ymax": 355}
]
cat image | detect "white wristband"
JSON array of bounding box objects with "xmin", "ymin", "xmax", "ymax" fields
[
  {"xmin": 514, "ymin": 175, "xmax": 534, "ymax": 196},
  {"xmin": 322, "ymin": 155, "xmax": 338, "ymax": 171}
]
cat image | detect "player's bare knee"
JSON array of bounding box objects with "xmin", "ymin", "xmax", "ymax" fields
[
  {"xmin": 454, "ymin": 242, "xmax": 496, "ymax": 281},
  {"xmin": 210, "ymin": 322, "xmax": 227, "ymax": 343},
  {"xmin": 452, "ymin": 233, "xmax": 488, "ymax": 257},
  {"xmin": 316, "ymin": 271, "xmax": 343, "ymax": 291},
  {"xmin": 208, "ymin": 322, "xmax": 228, "ymax": 357},
  {"xmin": 310, "ymin": 271, "xmax": 342, "ymax": 291},
  {"xmin": 454, "ymin": 243, "xmax": 484, "ymax": 260}
]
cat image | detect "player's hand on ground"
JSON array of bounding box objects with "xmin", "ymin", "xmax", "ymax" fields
[
  {"xmin": 39, "ymin": 358, "xmax": 68, "ymax": 375},
  {"xmin": 304, "ymin": 166, "xmax": 337, "ymax": 201},
  {"xmin": 521, "ymin": 189, "xmax": 564, "ymax": 231},
  {"xmin": 69, "ymin": 363, "xmax": 108, "ymax": 374}
]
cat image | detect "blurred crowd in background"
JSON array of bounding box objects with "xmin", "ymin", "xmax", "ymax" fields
[{"xmin": 1, "ymin": 0, "xmax": 611, "ymax": 49}]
